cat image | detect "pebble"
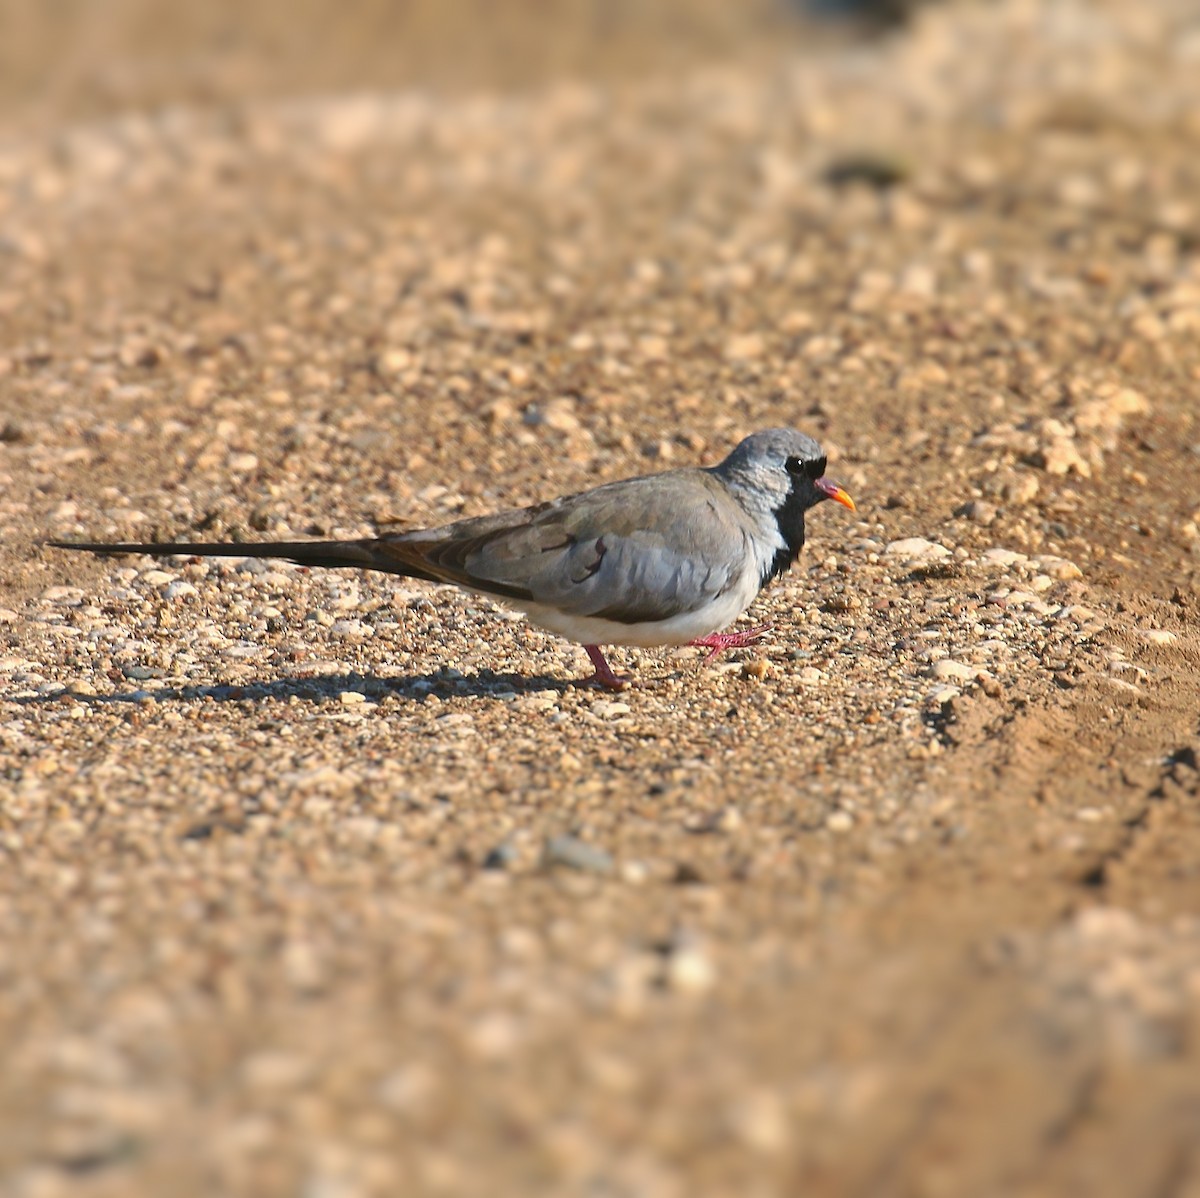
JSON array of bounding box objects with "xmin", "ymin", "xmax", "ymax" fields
[
  {"xmin": 511, "ymin": 694, "xmax": 558, "ymax": 714},
  {"xmin": 1058, "ymin": 606, "xmax": 1097, "ymax": 622},
  {"xmin": 330, "ymin": 619, "xmax": 372, "ymax": 639},
  {"xmin": 725, "ymin": 332, "xmax": 764, "ymax": 361},
  {"xmin": 960, "ymin": 500, "xmax": 998, "ymax": 525},
  {"xmin": 377, "ymin": 1063, "xmax": 438, "ymax": 1114},
  {"xmin": 981, "ymin": 548, "xmax": 1027, "ymax": 568},
  {"xmin": 728, "ymin": 1089, "xmax": 789, "ymax": 1155},
  {"xmin": 590, "ymin": 700, "xmax": 631, "ymax": 719},
  {"xmin": 619, "ymin": 860, "xmax": 649, "ymax": 885},
  {"xmin": 713, "ymin": 806, "xmax": 743, "ymax": 833},
  {"xmin": 241, "ymin": 1051, "xmax": 312, "ymax": 1092},
  {"xmin": 1035, "ymin": 556, "xmax": 1083, "ymax": 581},
  {"xmin": 884, "ymin": 537, "xmax": 950, "ymax": 563},
  {"xmin": 741, "ymin": 658, "xmax": 769, "ymax": 681},
  {"xmin": 41, "ymin": 586, "xmax": 85, "ymax": 604},
  {"xmin": 665, "ymin": 946, "xmax": 716, "ymax": 994},
  {"xmin": 1140, "ymin": 629, "xmax": 1178, "ymax": 645},
  {"xmin": 928, "ymin": 659, "xmax": 977, "ymax": 682},
  {"xmin": 542, "ymin": 836, "xmax": 613, "ymax": 875},
  {"xmin": 1003, "ymin": 474, "xmax": 1040, "ymax": 505},
  {"xmin": 825, "ymin": 811, "xmax": 854, "ymax": 834},
  {"xmin": 464, "ymin": 1011, "xmax": 521, "ymax": 1062},
  {"xmin": 282, "ymin": 940, "xmax": 324, "ymax": 994},
  {"xmin": 482, "ymin": 842, "xmax": 518, "ymax": 870},
  {"xmin": 1036, "ymin": 436, "xmax": 1091, "ymax": 477}
]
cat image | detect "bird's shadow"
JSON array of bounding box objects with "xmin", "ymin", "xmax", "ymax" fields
[{"xmin": 12, "ymin": 668, "xmax": 578, "ymax": 708}]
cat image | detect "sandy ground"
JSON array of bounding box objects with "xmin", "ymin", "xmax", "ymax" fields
[{"xmin": 2, "ymin": 0, "xmax": 1200, "ymax": 1194}]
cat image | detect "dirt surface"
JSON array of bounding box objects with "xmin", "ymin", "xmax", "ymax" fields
[{"xmin": 3, "ymin": 1, "xmax": 1200, "ymax": 1194}]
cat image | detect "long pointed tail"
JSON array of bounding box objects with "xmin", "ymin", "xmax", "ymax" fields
[{"xmin": 46, "ymin": 538, "xmax": 410, "ymax": 575}]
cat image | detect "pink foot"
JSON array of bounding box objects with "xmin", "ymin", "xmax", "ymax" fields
[
  {"xmin": 689, "ymin": 623, "xmax": 773, "ymax": 663},
  {"xmin": 578, "ymin": 644, "xmax": 633, "ymax": 691}
]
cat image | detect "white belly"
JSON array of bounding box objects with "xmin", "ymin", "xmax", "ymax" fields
[{"xmin": 506, "ymin": 569, "xmax": 763, "ymax": 647}]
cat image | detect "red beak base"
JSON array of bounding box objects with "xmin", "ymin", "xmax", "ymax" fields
[{"xmin": 816, "ymin": 477, "xmax": 856, "ymax": 511}]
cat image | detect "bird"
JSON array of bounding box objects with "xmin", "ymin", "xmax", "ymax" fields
[{"xmin": 48, "ymin": 428, "xmax": 855, "ymax": 690}]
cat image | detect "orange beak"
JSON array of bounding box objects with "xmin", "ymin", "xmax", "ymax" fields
[{"xmin": 816, "ymin": 477, "xmax": 856, "ymax": 512}]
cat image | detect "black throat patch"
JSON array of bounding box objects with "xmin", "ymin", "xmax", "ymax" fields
[{"xmin": 761, "ymin": 482, "xmax": 809, "ymax": 587}]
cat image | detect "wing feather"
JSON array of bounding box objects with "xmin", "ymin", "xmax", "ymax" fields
[{"xmin": 377, "ymin": 470, "xmax": 750, "ymax": 625}]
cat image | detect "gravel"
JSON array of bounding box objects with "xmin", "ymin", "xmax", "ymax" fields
[{"xmin": 3, "ymin": 0, "xmax": 1200, "ymax": 1194}]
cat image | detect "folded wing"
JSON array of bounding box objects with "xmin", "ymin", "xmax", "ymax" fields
[{"xmin": 378, "ymin": 470, "xmax": 749, "ymax": 626}]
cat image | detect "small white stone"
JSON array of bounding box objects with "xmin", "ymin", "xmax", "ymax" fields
[
  {"xmin": 667, "ymin": 947, "xmax": 716, "ymax": 994},
  {"xmin": 929, "ymin": 659, "xmax": 976, "ymax": 682},
  {"xmin": 981, "ymin": 548, "xmax": 1027, "ymax": 568},
  {"xmin": 825, "ymin": 810, "xmax": 854, "ymax": 834},
  {"xmin": 1058, "ymin": 605, "xmax": 1097, "ymax": 622},
  {"xmin": 1003, "ymin": 474, "xmax": 1040, "ymax": 504},
  {"xmin": 1037, "ymin": 437, "xmax": 1091, "ymax": 477},
  {"xmin": 885, "ymin": 537, "xmax": 950, "ymax": 562},
  {"xmin": 1035, "ymin": 556, "xmax": 1083, "ymax": 581},
  {"xmin": 620, "ymin": 860, "xmax": 649, "ymax": 885},
  {"xmin": 1073, "ymin": 906, "xmax": 1140, "ymax": 944},
  {"xmin": 377, "ymin": 1063, "xmax": 437, "ymax": 1113},
  {"xmin": 40, "ymin": 586, "xmax": 85, "ymax": 604},
  {"xmin": 282, "ymin": 940, "xmax": 324, "ymax": 993},
  {"xmin": 330, "ymin": 619, "xmax": 372, "ymax": 638},
  {"xmin": 728, "ymin": 1089, "xmax": 789, "ymax": 1155},
  {"xmin": 1109, "ymin": 660, "xmax": 1147, "ymax": 679},
  {"xmin": 1140, "ymin": 629, "xmax": 1178, "ymax": 646},
  {"xmin": 797, "ymin": 667, "xmax": 825, "ymax": 685},
  {"xmin": 241, "ymin": 1051, "xmax": 311, "ymax": 1092},
  {"xmin": 465, "ymin": 1011, "xmax": 521, "ymax": 1061},
  {"xmin": 50, "ymin": 499, "xmax": 80, "ymax": 523},
  {"xmin": 714, "ymin": 806, "xmax": 743, "ymax": 833}
]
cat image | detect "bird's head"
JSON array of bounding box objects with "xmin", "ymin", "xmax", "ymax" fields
[{"xmin": 716, "ymin": 428, "xmax": 856, "ymax": 517}]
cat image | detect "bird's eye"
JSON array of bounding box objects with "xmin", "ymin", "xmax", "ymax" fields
[{"xmin": 785, "ymin": 455, "xmax": 827, "ymax": 479}]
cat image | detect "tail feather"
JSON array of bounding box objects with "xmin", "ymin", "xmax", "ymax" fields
[{"xmin": 45, "ymin": 538, "xmax": 428, "ymax": 577}]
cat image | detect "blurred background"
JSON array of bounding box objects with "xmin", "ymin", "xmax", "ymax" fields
[{"xmin": 0, "ymin": 0, "xmax": 902, "ymax": 132}]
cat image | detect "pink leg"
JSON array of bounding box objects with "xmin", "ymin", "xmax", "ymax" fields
[
  {"xmin": 579, "ymin": 644, "xmax": 633, "ymax": 691},
  {"xmin": 689, "ymin": 623, "xmax": 773, "ymax": 663}
]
